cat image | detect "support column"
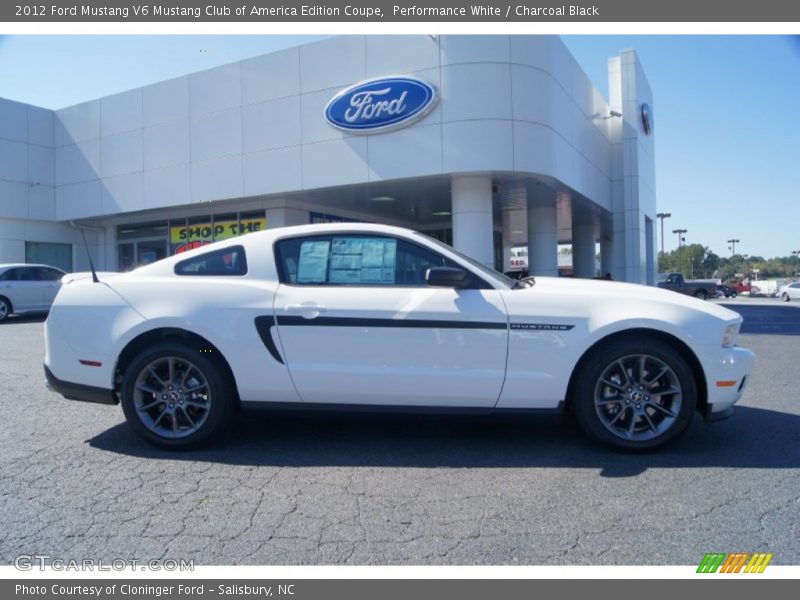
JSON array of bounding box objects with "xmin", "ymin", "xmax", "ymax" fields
[
  {"xmin": 572, "ymin": 220, "xmax": 597, "ymax": 279},
  {"xmin": 451, "ymin": 175, "xmax": 494, "ymax": 267},
  {"xmin": 600, "ymin": 235, "xmax": 613, "ymax": 280},
  {"xmin": 501, "ymin": 207, "xmax": 515, "ymax": 272},
  {"xmin": 526, "ymin": 200, "xmax": 558, "ymax": 277},
  {"xmin": 645, "ymin": 217, "xmax": 655, "ymax": 285}
]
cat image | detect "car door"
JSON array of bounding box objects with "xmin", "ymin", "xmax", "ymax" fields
[
  {"xmin": 272, "ymin": 233, "xmax": 509, "ymax": 408},
  {"xmin": 37, "ymin": 267, "xmax": 64, "ymax": 307},
  {"xmin": 1, "ymin": 267, "xmax": 41, "ymax": 311}
]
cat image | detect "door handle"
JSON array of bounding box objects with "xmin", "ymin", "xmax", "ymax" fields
[{"xmin": 284, "ymin": 304, "xmax": 327, "ymax": 319}]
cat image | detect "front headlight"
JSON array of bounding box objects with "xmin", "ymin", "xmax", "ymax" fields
[{"xmin": 722, "ymin": 323, "xmax": 740, "ymax": 348}]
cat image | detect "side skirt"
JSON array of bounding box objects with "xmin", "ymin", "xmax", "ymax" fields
[{"xmin": 240, "ymin": 400, "xmax": 564, "ymax": 416}]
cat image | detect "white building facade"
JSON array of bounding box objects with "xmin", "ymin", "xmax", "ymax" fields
[{"xmin": 0, "ymin": 35, "xmax": 656, "ymax": 283}]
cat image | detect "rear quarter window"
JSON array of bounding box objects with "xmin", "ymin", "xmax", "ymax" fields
[{"xmin": 174, "ymin": 246, "xmax": 247, "ymax": 276}]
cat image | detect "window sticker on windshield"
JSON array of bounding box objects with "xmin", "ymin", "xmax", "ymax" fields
[
  {"xmin": 297, "ymin": 240, "xmax": 331, "ymax": 283},
  {"xmin": 329, "ymin": 237, "xmax": 396, "ymax": 284}
]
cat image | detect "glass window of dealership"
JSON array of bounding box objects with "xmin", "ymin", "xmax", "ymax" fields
[{"xmin": 0, "ymin": 36, "xmax": 657, "ymax": 283}]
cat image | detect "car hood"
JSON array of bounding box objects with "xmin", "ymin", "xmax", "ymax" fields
[{"xmin": 513, "ymin": 276, "xmax": 741, "ymax": 323}]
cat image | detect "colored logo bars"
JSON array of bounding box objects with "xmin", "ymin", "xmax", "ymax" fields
[{"xmin": 697, "ymin": 552, "xmax": 773, "ymax": 573}]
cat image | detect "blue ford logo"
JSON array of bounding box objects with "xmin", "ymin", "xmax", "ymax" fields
[{"xmin": 324, "ymin": 76, "xmax": 438, "ymax": 134}]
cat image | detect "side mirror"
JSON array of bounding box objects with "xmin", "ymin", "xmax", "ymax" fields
[{"xmin": 426, "ymin": 266, "xmax": 466, "ymax": 288}]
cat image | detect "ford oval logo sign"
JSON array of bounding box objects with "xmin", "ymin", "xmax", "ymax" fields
[{"xmin": 324, "ymin": 76, "xmax": 438, "ymax": 134}]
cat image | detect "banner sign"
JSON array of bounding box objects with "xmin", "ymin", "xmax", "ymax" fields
[
  {"xmin": 170, "ymin": 218, "xmax": 266, "ymax": 245},
  {"xmin": 4, "ymin": 1, "xmax": 800, "ymax": 22}
]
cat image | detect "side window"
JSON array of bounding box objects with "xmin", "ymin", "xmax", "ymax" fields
[
  {"xmin": 0, "ymin": 269, "xmax": 17, "ymax": 281},
  {"xmin": 174, "ymin": 246, "xmax": 247, "ymax": 276},
  {"xmin": 40, "ymin": 268, "xmax": 64, "ymax": 281},
  {"xmin": 395, "ymin": 240, "xmax": 446, "ymax": 285},
  {"xmin": 275, "ymin": 235, "xmax": 487, "ymax": 288},
  {"xmin": 16, "ymin": 268, "xmax": 37, "ymax": 281},
  {"xmin": 30, "ymin": 267, "xmax": 59, "ymax": 281}
]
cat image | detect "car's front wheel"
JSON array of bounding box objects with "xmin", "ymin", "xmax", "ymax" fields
[
  {"xmin": 120, "ymin": 342, "xmax": 235, "ymax": 448},
  {"xmin": 782, "ymin": 293, "xmax": 791, "ymax": 302},
  {"xmin": 571, "ymin": 337, "xmax": 697, "ymax": 451}
]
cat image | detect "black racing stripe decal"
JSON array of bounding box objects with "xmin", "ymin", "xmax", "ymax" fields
[
  {"xmin": 254, "ymin": 316, "xmax": 284, "ymax": 364},
  {"xmin": 511, "ymin": 323, "xmax": 574, "ymax": 331},
  {"xmin": 275, "ymin": 315, "xmax": 507, "ymax": 330}
]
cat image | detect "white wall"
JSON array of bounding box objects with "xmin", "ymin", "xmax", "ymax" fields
[
  {"xmin": 45, "ymin": 35, "xmax": 614, "ymax": 222},
  {"xmin": 0, "ymin": 98, "xmax": 56, "ymax": 222},
  {"xmin": 0, "ymin": 97, "xmax": 97, "ymax": 269}
]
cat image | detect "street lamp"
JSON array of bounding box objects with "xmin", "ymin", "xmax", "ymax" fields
[
  {"xmin": 656, "ymin": 212, "xmax": 671, "ymax": 256},
  {"xmin": 672, "ymin": 228, "xmax": 687, "ymax": 249},
  {"xmin": 727, "ymin": 238, "xmax": 740, "ymax": 257}
]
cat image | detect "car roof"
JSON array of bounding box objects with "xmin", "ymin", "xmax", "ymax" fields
[
  {"xmin": 260, "ymin": 222, "xmax": 417, "ymax": 239},
  {"xmin": 0, "ymin": 263, "xmax": 64, "ymax": 271}
]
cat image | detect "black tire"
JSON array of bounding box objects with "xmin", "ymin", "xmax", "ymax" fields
[
  {"xmin": 782, "ymin": 293, "xmax": 790, "ymax": 302},
  {"xmin": 571, "ymin": 337, "xmax": 697, "ymax": 452},
  {"xmin": 694, "ymin": 290, "xmax": 708, "ymax": 300},
  {"xmin": 0, "ymin": 296, "xmax": 10, "ymax": 322},
  {"xmin": 120, "ymin": 341, "xmax": 235, "ymax": 449},
  {"xmin": 731, "ymin": 292, "xmax": 737, "ymax": 298}
]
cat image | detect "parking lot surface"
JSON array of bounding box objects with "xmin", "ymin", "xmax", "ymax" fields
[{"xmin": 1, "ymin": 303, "xmax": 798, "ymax": 565}]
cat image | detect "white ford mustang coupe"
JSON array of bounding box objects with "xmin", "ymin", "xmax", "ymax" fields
[{"xmin": 44, "ymin": 223, "xmax": 754, "ymax": 451}]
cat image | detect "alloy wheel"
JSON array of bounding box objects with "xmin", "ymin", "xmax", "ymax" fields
[
  {"xmin": 132, "ymin": 356, "xmax": 211, "ymax": 439},
  {"xmin": 593, "ymin": 354, "xmax": 683, "ymax": 442}
]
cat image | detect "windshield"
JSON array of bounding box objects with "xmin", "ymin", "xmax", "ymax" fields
[{"xmin": 413, "ymin": 232, "xmax": 518, "ymax": 290}]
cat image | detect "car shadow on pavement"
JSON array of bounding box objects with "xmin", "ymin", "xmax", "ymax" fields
[
  {"xmin": 0, "ymin": 313, "xmax": 47, "ymax": 325},
  {"xmin": 88, "ymin": 405, "xmax": 800, "ymax": 477},
  {"xmin": 720, "ymin": 303, "xmax": 800, "ymax": 335}
]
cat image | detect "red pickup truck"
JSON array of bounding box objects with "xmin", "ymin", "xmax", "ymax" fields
[{"xmin": 732, "ymin": 281, "xmax": 760, "ymax": 295}]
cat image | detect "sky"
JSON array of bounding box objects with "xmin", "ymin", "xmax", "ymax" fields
[{"xmin": 1, "ymin": 34, "xmax": 798, "ymax": 259}]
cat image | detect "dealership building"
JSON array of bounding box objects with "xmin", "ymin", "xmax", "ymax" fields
[{"xmin": 0, "ymin": 35, "xmax": 656, "ymax": 283}]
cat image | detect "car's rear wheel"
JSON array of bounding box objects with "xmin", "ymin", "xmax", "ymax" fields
[
  {"xmin": 571, "ymin": 337, "xmax": 697, "ymax": 451},
  {"xmin": 694, "ymin": 290, "xmax": 708, "ymax": 300},
  {"xmin": 0, "ymin": 297, "xmax": 10, "ymax": 322},
  {"xmin": 120, "ymin": 342, "xmax": 235, "ymax": 448}
]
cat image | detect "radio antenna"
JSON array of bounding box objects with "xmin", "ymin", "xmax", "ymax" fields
[{"xmin": 79, "ymin": 227, "xmax": 99, "ymax": 283}]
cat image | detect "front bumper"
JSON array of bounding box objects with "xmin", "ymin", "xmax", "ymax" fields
[
  {"xmin": 44, "ymin": 364, "xmax": 118, "ymax": 405},
  {"xmin": 703, "ymin": 346, "xmax": 755, "ymax": 421}
]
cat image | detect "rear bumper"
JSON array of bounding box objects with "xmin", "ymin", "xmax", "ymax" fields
[{"xmin": 44, "ymin": 364, "xmax": 117, "ymax": 406}]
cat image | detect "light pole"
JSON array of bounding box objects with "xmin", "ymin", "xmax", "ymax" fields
[
  {"xmin": 727, "ymin": 238, "xmax": 740, "ymax": 257},
  {"xmin": 656, "ymin": 212, "xmax": 671, "ymax": 256},
  {"xmin": 672, "ymin": 228, "xmax": 687, "ymax": 250}
]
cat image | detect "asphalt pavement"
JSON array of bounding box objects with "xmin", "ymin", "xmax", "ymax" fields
[{"xmin": 0, "ymin": 303, "xmax": 797, "ymax": 565}]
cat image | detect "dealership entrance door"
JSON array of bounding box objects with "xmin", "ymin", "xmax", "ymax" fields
[{"xmin": 118, "ymin": 239, "xmax": 168, "ymax": 271}]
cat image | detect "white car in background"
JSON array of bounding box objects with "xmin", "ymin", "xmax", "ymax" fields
[
  {"xmin": 44, "ymin": 224, "xmax": 755, "ymax": 451},
  {"xmin": 779, "ymin": 282, "xmax": 800, "ymax": 302},
  {"xmin": 0, "ymin": 263, "xmax": 66, "ymax": 322}
]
